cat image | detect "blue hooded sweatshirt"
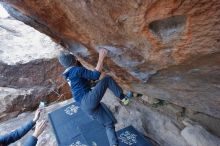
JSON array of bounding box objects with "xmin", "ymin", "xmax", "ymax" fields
[{"xmin": 63, "ymin": 66, "xmax": 101, "ymax": 103}]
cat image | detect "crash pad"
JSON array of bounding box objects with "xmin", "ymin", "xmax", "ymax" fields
[{"xmin": 49, "ymin": 102, "xmax": 153, "ymax": 146}]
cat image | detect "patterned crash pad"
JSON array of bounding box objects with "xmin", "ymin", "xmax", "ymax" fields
[
  {"xmin": 48, "ymin": 102, "xmax": 93, "ymax": 146},
  {"xmin": 117, "ymin": 126, "xmax": 152, "ymax": 146},
  {"xmin": 49, "ymin": 102, "xmax": 152, "ymax": 146},
  {"xmin": 79, "ymin": 120, "xmax": 110, "ymax": 146}
]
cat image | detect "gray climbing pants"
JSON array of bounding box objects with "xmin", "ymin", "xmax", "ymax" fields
[{"xmin": 81, "ymin": 75, "xmax": 124, "ymax": 146}]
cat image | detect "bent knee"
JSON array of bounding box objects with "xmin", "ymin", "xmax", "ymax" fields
[
  {"xmin": 82, "ymin": 107, "xmax": 95, "ymax": 115},
  {"xmin": 81, "ymin": 102, "xmax": 96, "ymax": 114},
  {"xmin": 103, "ymin": 75, "xmax": 112, "ymax": 80},
  {"xmin": 105, "ymin": 123, "xmax": 115, "ymax": 128}
]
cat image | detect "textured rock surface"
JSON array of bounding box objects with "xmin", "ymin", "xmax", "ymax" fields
[
  {"xmin": 0, "ymin": 87, "xmax": 33, "ymax": 121},
  {"xmin": 0, "ymin": 59, "xmax": 72, "ymax": 121},
  {"xmin": 102, "ymin": 91, "xmax": 189, "ymax": 146},
  {"xmin": 1, "ymin": 0, "xmax": 219, "ymax": 118},
  {"xmin": 0, "ymin": 12, "xmax": 71, "ymax": 121},
  {"xmin": 181, "ymin": 120, "xmax": 220, "ymax": 146},
  {"xmin": 0, "ymin": 12, "xmax": 59, "ymax": 65},
  {"xmin": 185, "ymin": 109, "xmax": 220, "ymax": 138},
  {"xmin": 0, "ymin": 59, "xmax": 62, "ymax": 88},
  {"xmin": 103, "ymin": 90, "xmax": 220, "ymax": 146}
]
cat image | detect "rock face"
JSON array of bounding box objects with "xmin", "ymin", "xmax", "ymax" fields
[
  {"xmin": 103, "ymin": 91, "xmax": 220, "ymax": 146},
  {"xmin": 103, "ymin": 91, "xmax": 189, "ymax": 146},
  {"xmin": 0, "ymin": 12, "xmax": 59, "ymax": 65},
  {"xmin": 0, "ymin": 59, "xmax": 71, "ymax": 121},
  {"xmin": 0, "ymin": 87, "xmax": 33, "ymax": 121},
  {"xmin": 0, "ymin": 13, "xmax": 71, "ymax": 121},
  {"xmin": 181, "ymin": 119, "xmax": 220, "ymax": 146},
  {"xmin": 1, "ymin": 0, "xmax": 219, "ymax": 119}
]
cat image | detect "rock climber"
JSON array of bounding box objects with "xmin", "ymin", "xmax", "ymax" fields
[
  {"xmin": 0, "ymin": 109, "xmax": 47, "ymax": 146},
  {"xmin": 58, "ymin": 48, "xmax": 130, "ymax": 146}
]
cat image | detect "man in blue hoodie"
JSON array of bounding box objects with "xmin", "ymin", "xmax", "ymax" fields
[
  {"xmin": 58, "ymin": 48, "xmax": 130, "ymax": 146},
  {"xmin": 0, "ymin": 109, "xmax": 47, "ymax": 146}
]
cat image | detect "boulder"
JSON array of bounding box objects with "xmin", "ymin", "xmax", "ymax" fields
[
  {"xmin": 141, "ymin": 95, "xmax": 160, "ymax": 104},
  {"xmin": 0, "ymin": 87, "xmax": 33, "ymax": 121},
  {"xmin": 1, "ymin": 0, "xmax": 220, "ymax": 119},
  {"xmin": 0, "ymin": 13, "xmax": 71, "ymax": 121},
  {"xmin": 102, "ymin": 90, "xmax": 189, "ymax": 146},
  {"xmin": 181, "ymin": 119, "xmax": 220, "ymax": 146},
  {"xmin": 0, "ymin": 13, "xmax": 59, "ymax": 65},
  {"xmin": 0, "ymin": 59, "xmax": 72, "ymax": 122}
]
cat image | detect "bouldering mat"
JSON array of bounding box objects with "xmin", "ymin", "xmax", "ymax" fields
[
  {"xmin": 117, "ymin": 126, "xmax": 152, "ymax": 146},
  {"xmin": 79, "ymin": 120, "xmax": 110, "ymax": 146},
  {"xmin": 49, "ymin": 102, "xmax": 153, "ymax": 146},
  {"xmin": 48, "ymin": 102, "xmax": 93, "ymax": 145}
]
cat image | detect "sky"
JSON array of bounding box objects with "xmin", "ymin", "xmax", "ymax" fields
[{"xmin": 0, "ymin": 4, "xmax": 9, "ymax": 18}]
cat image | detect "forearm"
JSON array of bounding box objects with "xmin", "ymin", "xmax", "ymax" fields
[
  {"xmin": 95, "ymin": 48, "xmax": 107, "ymax": 72},
  {"xmin": 95, "ymin": 57, "xmax": 104, "ymax": 72},
  {"xmin": 0, "ymin": 120, "xmax": 35, "ymax": 145},
  {"xmin": 15, "ymin": 120, "xmax": 35, "ymax": 138}
]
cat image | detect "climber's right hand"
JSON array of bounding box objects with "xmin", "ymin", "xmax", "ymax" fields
[{"xmin": 99, "ymin": 48, "xmax": 108, "ymax": 59}]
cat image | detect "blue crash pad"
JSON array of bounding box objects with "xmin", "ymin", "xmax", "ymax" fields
[
  {"xmin": 64, "ymin": 134, "xmax": 88, "ymax": 146},
  {"xmin": 49, "ymin": 102, "xmax": 153, "ymax": 146},
  {"xmin": 79, "ymin": 120, "xmax": 110, "ymax": 146},
  {"xmin": 117, "ymin": 126, "xmax": 152, "ymax": 146},
  {"xmin": 48, "ymin": 102, "xmax": 93, "ymax": 145}
]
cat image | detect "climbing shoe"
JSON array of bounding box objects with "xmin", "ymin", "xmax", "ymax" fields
[
  {"xmin": 121, "ymin": 91, "xmax": 133, "ymax": 105},
  {"xmin": 126, "ymin": 91, "xmax": 133, "ymax": 98},
  {"xmin": 121, "ymin": 98, "xmax": 130, "ymax": 106}
]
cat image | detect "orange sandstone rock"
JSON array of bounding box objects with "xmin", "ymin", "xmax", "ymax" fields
[{"xmin": 1, "ymin": 0, "xmax": 220, "ymax": 118}]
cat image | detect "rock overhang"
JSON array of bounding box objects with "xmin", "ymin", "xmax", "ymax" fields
[{"xmin": 0, "ymin": 0, "xmax": 219, "ymax": 119}]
